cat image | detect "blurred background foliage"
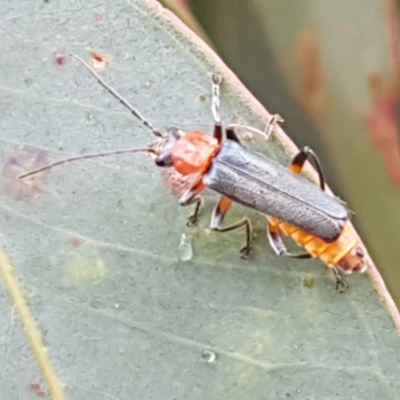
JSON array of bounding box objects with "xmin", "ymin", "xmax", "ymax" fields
[{"xmin": 161, "ymin": 0, "xmax": 400, "ymax": 308}]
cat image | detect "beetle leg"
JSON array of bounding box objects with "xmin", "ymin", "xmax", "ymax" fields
[
  {"xmin": 226, "ymin": 114, "xmax": 284, "ymax": 141},
  {"xmin": 290, "ymin": 146, "xmax": 326, "ymax": 191},
  {"xmin": 179, "ymin": 178, "xmax": 206, "ymax": 226},
  {"xmin": 184, "ymin": 198, "xmax": 203, "ymax": 227},
  {"xmin": 332, "ymin": 267, "xmax": 348, "ymax": 293},
  {"xmin": 210, "ymin": 196, "xmax": 252, "ymax": 259},
  {"xmin": 225, "ymin": 124, "xmax": 267, "ymax": 141},
  {"xmin": 268, "ymin": 223, "xmax": 348, "ymax": 291},
  {"xmin": 290, "ymin": 148, "xmax": 349, "ymax": 291},
  {"xmin": 225, "ymin": 127, "xmax": 242, "ymax": 143},
  {"xmin": 211, "ymin": 74, "xmax": 224, "ymax": 144},
  {"xmin": 210, "ymin": 75, "xmax": 270, "ymax": 146},
  {"xmin": 267, "ymin": 223, "xmax": 311, "ymax": 259},
  {"xmin": 264, "ymin": 114, "xmax": 284, "ymax": 138},
  {"xmin": 211, "ymin": 74, "xmax": 222, "ymax": 124},
  {"xmin": 270, "ymin": 145, "xmax": 325, "ymax": 257},
  {"xmin": 213, "ymin": 122, "xmax": 224, "ymax": 144}
]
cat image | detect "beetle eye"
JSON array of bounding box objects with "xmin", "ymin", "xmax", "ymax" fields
[
  {"xmin": 155, "ymin": 155, "xmax": 173, "ymax": 167},
  {"xmin": 155, "ymin": 158, "xmax": 166, "ymax": 167}
]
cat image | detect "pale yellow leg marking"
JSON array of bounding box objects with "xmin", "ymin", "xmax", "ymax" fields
[{"xmin": 0, "ymin": 245, "xmax": 67, "ymax": 399}]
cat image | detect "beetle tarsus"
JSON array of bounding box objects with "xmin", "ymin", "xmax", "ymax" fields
[
  {"xmin": 183, "ymin": 197, "xmax": 202, "ymax": 227},
  {"xmin": 239, "ymin": 244, "xmax": 251, "ymax": 259},
  {"xmin": 332, "ymin": 267, "xmax": 348, "ymax": 293},
  {"xmin": 290, "ymin": 146, "xmax": 326, "ymax": 191},
  {"xmin": 186, "ymin": 215, "xmax": 197, "ymax": 227},
  {"xmin": 211, "ymin": 73, "xmax": 222, "ymax": 85},
  {"xmin": 264, "ymin": 114, "xmax": 284, "ymax": 138}
]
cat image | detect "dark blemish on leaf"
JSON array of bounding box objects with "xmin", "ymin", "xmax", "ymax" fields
[
  {"xmin": 199, "ymin": 94, "xmax": 207, "ymax": 102},
  {"xmin": 242, "ymin": 131, "xmax": 254, "ymax": 142},
  {"xmin": 303, "ymin": 275, "xmax": 315, "ymax": 289},
  {"xmin": 2, "ymin": 147, "xmax": 49, "ymax": 201},
  {"xmin": 202, "ymin": 349, "xmax": 217, "ymax": 363},
  {"xmin": 117, "ymin": 198, "xmax": 128, "ymax": 210}
]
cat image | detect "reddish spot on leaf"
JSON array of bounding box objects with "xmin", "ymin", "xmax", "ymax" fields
[
  {"xmin": 363, "ymin": 1, "xmax": 400, "ymax": 190},
  {"xmin": 94, "ymin": 13, "xmax": 103, "ymax": 24},
  {"xmin": 29, "ymin": 381, "xmax": 46, "ymax": 396},
  {"xmin": 295, "ymin": 28, "xmax": 326, "ymax": 121},
  {"xmin": 53, "ymin": 51, "xmax": 68, "ymax": 67},
  {"xmin": 90, "ymin": 51, "xmax": 110, "ymax": 71},
  {"xmin": 67, "ymin": 234, "xmax": 85, "ymax": 247},
  {"xmin": 29, "ymin": 381, "xmax": 40, "ymax": 389},
  {"xmin": 364, "ymin": 74, "xmax": 400, "ymax": 189},
  {"xmin": 2, "ymin": 147, "xmax": 49, "ymax": 201},
  {"xmin": 176, "ymin": 0, "xmax": 189, "ymax": 6}
]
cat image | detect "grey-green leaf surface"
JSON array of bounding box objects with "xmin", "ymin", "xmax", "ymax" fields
[{"xmin": 0, "ymin": 1, "xmax": 399, "ymax": 399}]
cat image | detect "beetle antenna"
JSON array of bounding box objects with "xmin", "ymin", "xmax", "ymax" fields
[
  {"xmin": 18, "ymin": 147, "xmax": 157, "ymax": 179},
  {"xmin": 69, "ymin": 53, "xmax": 164, "ymax": 138}
]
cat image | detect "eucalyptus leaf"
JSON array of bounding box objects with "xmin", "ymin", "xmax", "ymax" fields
[{"xmin": 0, "ymin": 1, "xmax": 398, "ymax": 399}]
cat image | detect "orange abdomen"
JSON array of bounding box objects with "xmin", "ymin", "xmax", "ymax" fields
[{"xmin": 268, "ymin": 217, "xmax": 361, "ymax": 271}]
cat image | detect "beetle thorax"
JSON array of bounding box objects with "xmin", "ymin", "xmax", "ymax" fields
[{"xmin": 172, "ymin": 132, "xmax": 220, "ymax": 175}]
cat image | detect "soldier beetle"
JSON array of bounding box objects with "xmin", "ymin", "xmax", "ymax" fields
[{"xmin": 20, "ymin": 54, "xmax": 366, "ymax": 291}]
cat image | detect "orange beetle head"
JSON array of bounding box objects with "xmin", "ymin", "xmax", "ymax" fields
[{"xmin": 171, "ymin": 131, "xmax": 220, "ymax": 175}]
